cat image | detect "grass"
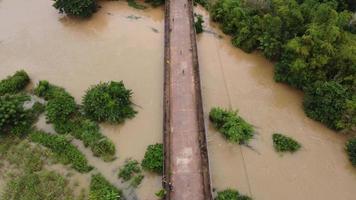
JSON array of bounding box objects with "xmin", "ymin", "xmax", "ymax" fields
[
  {"xmin": 215, "ymin": 189, "xmax": 252, "ymax": 200},
  {"xmin": 2, "ymin": 171, "xmax": 75, "ymax": 200},
  {"xmin": 89, "ymin": 174, "xmax": 123, "ymax": 200},
  {"xmin": 29, "ymin": 130, "xmax": 93, "ymax": 173},
  {"xmin": 209, "ymin": 107, "xmax": 254, "ymax": 144},
  {"xmin": 272, "ymin": 133, "xmax": 301, "ymax": 153},
  {"xmin": 141, "ymin": 143, "xmax": 163, "ymax": 174},
  {"xmin": 0, "ymin": 70, "xmax": 30, "ymax": 96}
]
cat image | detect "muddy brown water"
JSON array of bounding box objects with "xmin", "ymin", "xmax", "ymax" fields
[
  {"xmin": 0, "ymin": 0, "xmax": 163, "ymax": 199},
  {"xmin": 1, "ymin": 0, "xmax": 356, "ymax": 199},
  {"xmin": 196, "ymin": 6, "xmax": 356, "ymax": 200}
]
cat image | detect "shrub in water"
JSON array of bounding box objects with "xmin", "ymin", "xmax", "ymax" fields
[
  {"xmin": 272, "ymin": 133, "xmax": 301, "ymax": 153},
  {"xmin": 82, "ymin": 81, "xmax": 136, "ymax": 123},
  {"xmin": 118, "ymin": 159, "xmax": 141, "ymax": 181},
  {"xmin": 0, "ymin": 70, "xmax": 30, "ymax": 96},
  {"xmin": 29, "ymin": 130, "xmax": 92, "ymax": 173},
  {"xmin": 194, "ymin": 14, "xmax": 204, "ymax": 34},
  {"xmin": 215, "ymin": 189, "xmax": 252, "ymax": 200},
  {"xmin": 141, "ymin": 143, "xmax": 163, "ymax": 174},
  {"xmin": 145, "ymin": 0, "xmax": 164, "ymax": 7},
  {"xmin": 89, "ymin": 174, "xmax": 123, "ymax": 200},
  {"xmin": 209, "ymin": 107, "xmax": 254, "ymax": 144},
  {"xmin": 346, "ymin": 138, "xmax": 356, "ymax": 166},
  {"xmin": 53, "ymin": 0, "xmax": 98, "ymax": 18}
]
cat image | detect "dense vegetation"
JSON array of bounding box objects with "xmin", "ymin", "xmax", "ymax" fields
[
  {"xmin": 0, "ymin": 70, "xmax": 29, "ymax": 96},
  {"xmin": 209, "ymin": 107, "xmax": 254, "ymax": 144},
  {"xmin": 272, "ymin": 133, "xmax": 301, "ymax": 153},
  {"xmin": 53, "ymin": 0, "xmax": 98, "ymax": 18},
  {"xmin": 194, "ymin": 14, "xmax": 204, "ymax": 34},
  {"xmin": 210, "ymin": 0, "xmax": 356, "ymax": 133},
  {"xmin": 29, "ymin": 130, "xmax": 93, "ymax": 173},
  {"xmin": 34, "ymin": 80, "xmax": 116, "ymax": 161},
  {"xmin": 141, "ymin": 143, "xmax": 163, "ymax": 174},
  {"xmin": 82, "ymin": 81, "xmax": 136, "ymax": 123},
  {"xmin": 118, "ymin": 159, "xmax": 144, "ymax": 187},
  {"xmin": 89, "ymin": 174, "xmax": 123, "ymax": 200},
  {"xmin": 215, "ymin": 189, "xmax": 252, "ymax": 200},
  {"xmin": 346, "ymin": 138, "xmax": 356, "ymax": 166}
]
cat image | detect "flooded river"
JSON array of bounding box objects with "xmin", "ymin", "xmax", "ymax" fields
[
  {"xmin": 0, "ymin": 0, "xmax": 164, "ymax": 199},
  {"xmin": 196, "ymin": 7, "xmax": 356, "ymax": 200},
  {"xmin": 1, "ymin": 0, "xmax": 355, "ymax": 199}
]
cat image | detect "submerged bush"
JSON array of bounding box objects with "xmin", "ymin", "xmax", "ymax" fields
[
  {"xmin": 145, "ymin": 0, "xmax": 164, "ymax": 7},
  {"xmin": 53, "ymin": 0, "xmax": 98, "ymax": 18},
  {"xmin": 89, "ymin": 174, "xmax": 123, "ymax": 200},
  {"xmin": 127, "ymin": 0, "xmax": 147, "ymax": 9},
  {"xmin": 346, "ymin": 138, "xmax": 356, "ymax": 166},
  {"xmin": 82, "ymin": 81, "xmax": 136, "ymax": 123},
  {"xmin": 272, "ymin": 133, "xmax": 301, "ymax": 153},
  {"xmin": 0, "ymin": 70, "xmax": 30, "ymax": 96},
  {"xmin": 29, "ymin": 130, "xmax": 93, "ymax": 173},
  {"xmin": 2, "ymin": 171, "xmax": 74, "ymax": 200},
  {"xmin": 141, "ymin": 143, "xmax": 163, "ymax": 174},
  {"xmin": 215, "ymin": 189, "xmax": 252, "ymax": 200},
  {"xmin": 209, "ymin": 107, "xmax": 254, "ymax": 144},
  {"xmin": 118, "ymin": 159, "xmax": 141, "ymax": 181},
  {"xmin": 194, "ymin": 14, "xmax": 204, "ymax": 34}
]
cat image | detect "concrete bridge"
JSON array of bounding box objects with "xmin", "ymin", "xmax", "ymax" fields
[{"xmin": 163, "ymin": 0, "xmax": 213, "ymax": 199}]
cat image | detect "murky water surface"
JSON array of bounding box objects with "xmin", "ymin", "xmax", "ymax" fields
[
  {"xmin": 196, "ymin": 7, "xmax": 356, "ymax": 200},
  {"xmin": 0, "ymin": 0, "xmax": 163, "ymax": 199}
]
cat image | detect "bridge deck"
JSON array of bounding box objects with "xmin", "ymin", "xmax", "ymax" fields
[{"xmin": 163, "ymin": 0, "xmax": 212, "ymax": 199}]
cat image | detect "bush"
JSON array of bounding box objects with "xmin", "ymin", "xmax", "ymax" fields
[
  {"xmin": 155, "ymin": 189, "xmax": 166, "ymax": 199},
  {"xmin": 194, "ymin": 14, "xmax": 204, "ymax": 34},
  {"xmin": 209, "ymin": 107, "xmax": 254, "ymax": 144},
  {"xmin": 215, "ymin": 189, "xmax": 252, "ymax": 200},
  {"xmin": 346, "ymin": 138, "xmax": 356, "ymax": 166},
  {"xmin": 272, "ymin": 133, "xmax": 301, "ymax": 153},
  {"xmin": 118, "ymin": 159, "xmax": 141, "ymax": 181},
  {"xmin": 89, "ymin": 174, "xmax": 123, "ymax": 200},
  {"xmin": 303, "ymin": 81, "xmax": 350, "ymax": 130},
  {"xmin": 127, "ymin": 0, "xmax": 147, "ymax": 9},
  {"xmin": 141, "ymin": 143, "xmax": 163, "ymax": 174},
  {"xmin": 2, "ymin": 171, "xmax": 74, "ymax": 200},
  {"xmin": 29, "ymin": 130, "xmax": 92, "ymax": 173},
  {"xmin": 82, "ymin": 81, "xmax": 136, "ymax": 123},
  {"xmin": 145, "ymin": 0, "xmax": 164, "ymax": 7},
  {"xmin": 53, "ymin": 0, "xmax": 98, "ymax": 18},
  {"xmin": 0, "ymin": 70, "xmax": 30, "ymax": 96}
]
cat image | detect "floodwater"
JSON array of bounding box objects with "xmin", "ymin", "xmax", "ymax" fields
[
  {"xmin": 0, "ymin": 0, "xmax": 164, "ymax": 199},
  {"xmin": 196, "ymin": 7, "xmax": 356, "ymax": 200}
]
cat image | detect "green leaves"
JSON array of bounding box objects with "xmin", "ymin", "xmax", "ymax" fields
[
  {"xmin": 194, "ymin": 14, "xmax": 204, "ymax": 34},
  {"xmin": 346, "ymin": 138, "xmax": 356, "ymax": 166},
  {"xmin": 141, "ymin": 143, "xmax": 163, "ymax": 174},
  {"xmin": 209, "ymin": 107, "xmax": 254, "ymax": 144},
  {"xmin": 272, "ymin": 133, "xmax": 301, "ymax": 153},
  {"xmin": 53, "ymin": 0, "xmax": 98, "ymax": 18},
  {"xmin": 83, "ymin": 81, "xmax": 137, "ymax": 124},
  {"xmin": 118, "ymin": 159, "xmax": 144, "ymax": 187},
  {"xmin": 89, "ymin": 174, "xmax": 122, "ymax": 200},
  {"xmin": 0, "ymin": 70, "xmax": 30, "ymax": 96},
  {"xmin": 215, "ymin": 189, "xmax": 252, "ymax": 200}
]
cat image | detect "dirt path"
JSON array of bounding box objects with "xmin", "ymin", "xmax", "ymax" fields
[{"xmin": 163, "ymin": 0, "xmax": 212, "ymax": 199}]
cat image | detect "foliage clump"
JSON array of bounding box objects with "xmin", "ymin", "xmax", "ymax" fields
[
  {"xmin": 127, "ymin": 0, "xmax": 147, "ymax": 9},
  {"xmin": 34, "ymin": 81, "xmax": 116, "ymax": 160},
  {"xmin": 89, "ymin": 174, "xmax": 123, "ymax": 200},
  {"xmin": 155, "ymin": 189, "xmax": 167, "ymax": 199},
  {"xmin": 346, "ymin": 138, "xmax": 356, "ymax": 166},
  {"xmin": 210, "ymin": 0, "xmax": 356, "ymax": 132},
  {"xmin": 82, "ymin": 81, "xmax": 136, "ymax": 123},
  {"xmin": 145, "ymin": 0, "xmax": 165, "ymax": 7},
  {"xmin": 215, "ymin": 189, "xmax": 252, "ymax": 200},
  {"xmin": 29, "ymin": 130, "xmax": 93, "ymax": 173},
  {"xmin": 209, "ymin": 107, "xmax": 254, "ymax": 144},
  {"xmin": 141, "ymin": 143, "xmax": 163, "ymax": 174},
  {"xmin": 53, "ymin": 0, "xmax": 98, "ymax": 18},
  {"xmin": 194, "ymin": 14, "xmax": 204, "ymax": 34},
  {"xmin": 118, "ymin": 158, "xmax": 144, "ymax": 187},
  {"xmin": 0, "ymin": 70, "xmax": 30, "ymax": 96},
  {"xmin": 2, "ymin": 171, "xmax": 75, "ymax": 200},
  {"xmin": 272, "ymin": 133, "xmax": 301, "ymax": 153}
]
